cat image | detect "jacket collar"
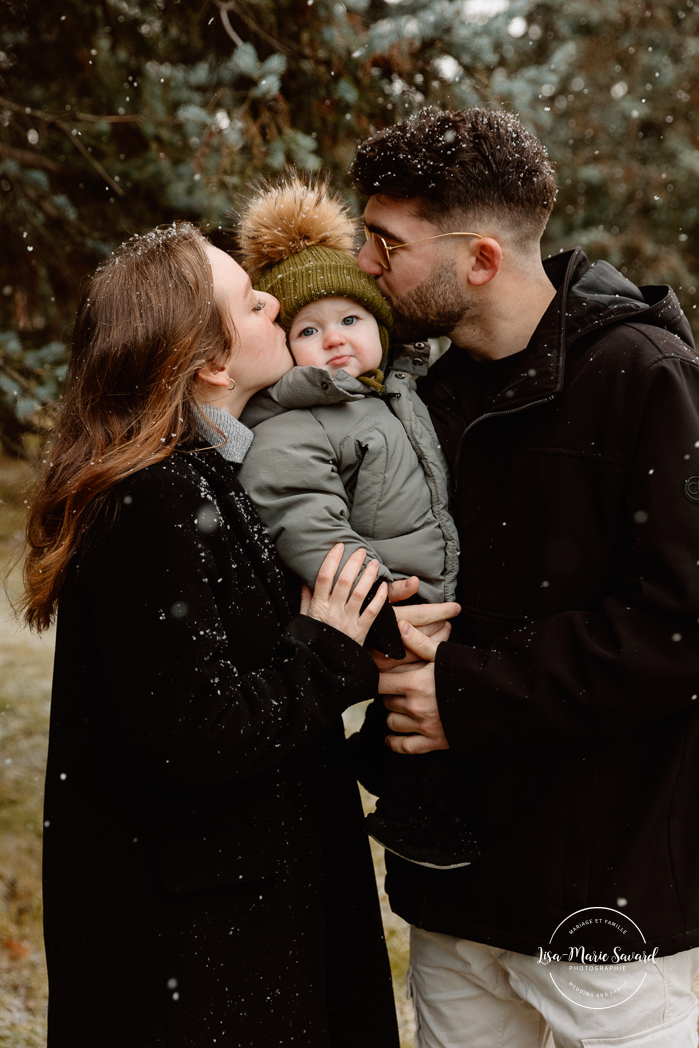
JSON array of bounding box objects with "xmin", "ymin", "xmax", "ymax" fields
[
  {"xmin": 197, "ymin": 405, "xmax": 253, "ymax": 463},
  {"xmin": 241, "ymin": 365, "xmax": 368, "ymax": 427},
  {"xmin": 471, "ymin": 247, "xmax": 693, "ymax": 414}
]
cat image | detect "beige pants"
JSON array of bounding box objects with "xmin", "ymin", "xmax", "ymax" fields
[{"xmin": 408, "ymin": 927, "xmax": 699, "ymax": 1048}]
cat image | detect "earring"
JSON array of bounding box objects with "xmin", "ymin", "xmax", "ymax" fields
[{"xmin": 227, "ymin": 377, "xmax": 236, "ymax": 391}]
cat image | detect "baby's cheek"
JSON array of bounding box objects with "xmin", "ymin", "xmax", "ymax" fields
[{"xmin": 290, "ymin": 343, "xmax": 320, "ymax": 368}]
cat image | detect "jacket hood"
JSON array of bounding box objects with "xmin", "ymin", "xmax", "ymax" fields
[
  {"xmin": 554, "ymin": 248, "xmax": 693, "ymax": 345},
  {"xmin": 483, "ymin": 248, "xmax": 695, "ymax": 414},
  {"xmin": 241, "ymin": 366, "xmax": 368, "ymax": 428}
]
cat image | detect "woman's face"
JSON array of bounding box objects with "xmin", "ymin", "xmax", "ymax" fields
[{"xmin": 206, "ymin": 245, "xmax": 293, "ymax": 399}]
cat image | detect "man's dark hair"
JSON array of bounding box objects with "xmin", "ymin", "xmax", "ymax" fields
[{"xmin": 349, "ymin": 107, "xmax": 557, "ymax": 243}]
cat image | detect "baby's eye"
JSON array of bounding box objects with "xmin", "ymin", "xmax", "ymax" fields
[
  {"xmin": 253, "ymin": 299, "xmax": 266, "ymax": 312},
  {"xmin": 341, "ymin": 315, "xmax": 359, "ymax": 326},
  {"xmin": 298, "ymin": 326, "xmax": 317, "ymax": 338}
]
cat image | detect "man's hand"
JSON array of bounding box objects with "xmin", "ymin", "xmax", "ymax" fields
[
  {"xmin": 379, "ymin": 622, "xmax": 450, "ymax": 753},
  {"xmin": 371, "ymin": 595, "xmax": 461, "ymax": 671}
]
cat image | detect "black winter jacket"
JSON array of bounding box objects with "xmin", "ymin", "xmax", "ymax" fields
[
  {"xmin": 378, "ymin": 248, "xmax": 699, "ymax": 957},
  {"xmin": 43, "ymin": 449, "xmax": 399, "ymax": 1048}
]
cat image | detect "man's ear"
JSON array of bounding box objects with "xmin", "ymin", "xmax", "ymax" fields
[
  {"xmin": 468, "ymin": 237, "xmax": 502, "ymax": 287},
  {"xmin": 196, "ymin": 363, "xmax": 230, "ymax": 389}
]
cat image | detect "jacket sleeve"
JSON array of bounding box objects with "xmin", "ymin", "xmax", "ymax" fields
[
  {"xmin": 346, "ymin": 698, "xmax": 391, "ymax": 797},
  {"xmin": 239, "ymin": 410, "xmax": 405, "ymax": 657},
  {"xmin": 84, "ymin": 465, "xmax": 379, "ymax": 791},
  {"xmin": 437, "ymin": 354, "xmax": 699, "ymax": 757},
  {"xmin": 240, "ymin": 409, "xmax": 392, "ymax": 587}
]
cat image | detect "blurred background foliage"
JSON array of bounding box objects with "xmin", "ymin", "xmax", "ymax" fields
[{"xmin": 1, "ymin": 0, "xmax": 698, "ymax": 454}]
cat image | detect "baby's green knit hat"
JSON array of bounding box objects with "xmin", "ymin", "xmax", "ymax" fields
[
  {"xmin": 237, "ymin": 173, "xmax": 393, "ymax": 360},
  {"xmin": 254, "ymin": 245, "xmax": 392, "ymax": 358}
]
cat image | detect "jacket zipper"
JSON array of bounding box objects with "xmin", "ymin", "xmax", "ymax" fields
[{"xmin": 452, "ymin": 395, "xmax": 555, "ymax": 493}]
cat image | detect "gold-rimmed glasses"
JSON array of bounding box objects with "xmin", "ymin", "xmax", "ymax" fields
[{"xmin": 364, "ymin": 227, "xmax": 483, "ymax": 272}]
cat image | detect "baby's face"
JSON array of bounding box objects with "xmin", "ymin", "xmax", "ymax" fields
[{"xmin": 288, "ymin": 297, "xmax": 383, "ymax": 379}]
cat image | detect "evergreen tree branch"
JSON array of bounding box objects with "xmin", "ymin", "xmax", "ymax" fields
[
  {"xmin": 0, "ymin": 354, "xmax": 54, "ymax": 406},
  {"xmin": 0, "ymin": 398, "xmax": 31, "ymax": 458},
  {"xmin": 0, "ymin": 145, "xmax": 61, "ymax": 172},
  {"xmin": 54, "ymin": 123, "xmax": 125, "ymax": 196},
  {"xmin": 214, "ymin": 2, "xmax": 245, "ymax": 47},
  {"xmin": 75, "ymin": 112, "xmax": 142, "ymax": 124},
  {"xmin": 0, "ymin": 96, "xmax": 125, "ymax": 197},
  {"xmin": 213, "ymin": 0, "xmax": 295, "ymax": 57}
]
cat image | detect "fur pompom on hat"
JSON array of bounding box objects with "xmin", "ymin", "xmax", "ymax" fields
[{"xmin": 236, "ymin": 172, "xmax": 393, "ymax": 356}]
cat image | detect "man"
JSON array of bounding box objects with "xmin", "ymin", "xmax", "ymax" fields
[{"xmin": 351, "ymin": 107, "xmax": 699, "ymax": 1047}]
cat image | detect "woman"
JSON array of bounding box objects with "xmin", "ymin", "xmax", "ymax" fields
[{"xmin": 21, "ymin": 222, "xmax": 400, "ymax": 1047}]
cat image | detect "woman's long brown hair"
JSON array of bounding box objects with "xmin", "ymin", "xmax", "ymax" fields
[{"xmin": 20, "ymin": 222, "xmax": 233, "ymax": 631}]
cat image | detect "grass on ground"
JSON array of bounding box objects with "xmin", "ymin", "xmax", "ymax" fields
[{"xmin": 0, "ymin": 457, "xmax": 52, "ymax": 1048}]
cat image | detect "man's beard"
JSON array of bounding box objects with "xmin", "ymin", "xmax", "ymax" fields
[{"xmin": 384, "ymin": 260, "xmax": 472, "ymax": 343}]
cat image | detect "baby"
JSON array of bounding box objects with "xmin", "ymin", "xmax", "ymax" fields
[{"xmin": 237, "ymin": 173, "xmax": 477, "ymax": 870}]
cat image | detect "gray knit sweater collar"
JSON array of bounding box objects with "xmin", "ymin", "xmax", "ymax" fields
[{"xmin": 197, "ymin": 404, "xmax": 253, "ymax": 464}]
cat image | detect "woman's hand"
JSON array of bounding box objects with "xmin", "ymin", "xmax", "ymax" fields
[{"xmin": 300, "ymin": 543, "xmax": 388, "ymax": 646}]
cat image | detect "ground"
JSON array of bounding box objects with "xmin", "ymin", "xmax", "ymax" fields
[{"xmin": 0, "ymin": 457, "xmax": 52, "ymax": 1048}]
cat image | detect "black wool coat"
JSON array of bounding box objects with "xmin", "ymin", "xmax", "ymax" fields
[
  {"xmin": 43, "ymin": 448, "xmax": 399, "ymax": 1048},
  {"xmin": 357, "ymin": 248, "xmax": 699, "ymax": 958}
]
